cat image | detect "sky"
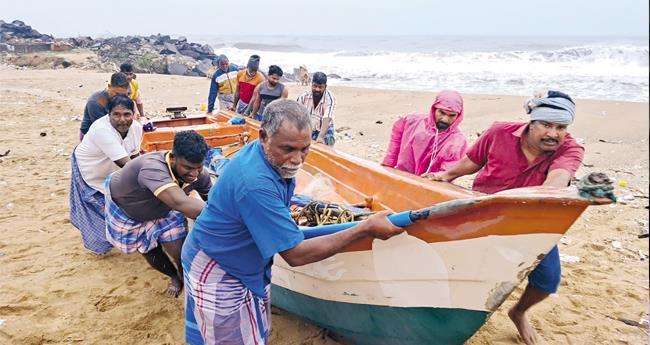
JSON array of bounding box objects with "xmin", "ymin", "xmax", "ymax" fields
[{"xmin": 0, "ymin": 0, "xmax": 648, "ymax": 37}]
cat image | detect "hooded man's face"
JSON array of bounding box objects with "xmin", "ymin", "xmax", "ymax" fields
[
  {"xmin": 434, "ymin": 108, "xmax": 459, "ymax": 131},
  {"xmin": 219, "ymin": 59, "xmax": 229, "ymax": 72},
  {"xmin": 527, "ymin": 120, "xmax": 568, "ymax": 152}
]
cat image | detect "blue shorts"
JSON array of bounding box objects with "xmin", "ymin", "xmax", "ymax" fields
[{"xmin": 528, "ymin": 245, "xmax": 561, "ymax": 294}]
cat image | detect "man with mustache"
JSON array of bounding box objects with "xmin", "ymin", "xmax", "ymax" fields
[
  {"xmin": 70, "ymin": 95, "xmax": 143, "ymax": 255},
  {"xmin": 296, "ymin": 72, "xmax": 337, "ymax": 146},
  {"xmin": 382, "ymin": 90, "xmax": 468, "ymax": 175},
  {"xmin": 428, "ymin": 90, "xmax": 583, "ymax": 345},
  {"xmin": 182, "ymin": 99, "xmax": 404, "ymax": 345},
  {"xmin": 105, "ymin": 130, "xmax": 212, "ymax": 297},
  {"xmin": 250, "ymin": 64, "xmax": 289, "ymax": 121}
]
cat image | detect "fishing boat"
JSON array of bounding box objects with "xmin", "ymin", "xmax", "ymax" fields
[{"xmin": 142, "ymin": 110, "xmax": 613, "ymax": 345}]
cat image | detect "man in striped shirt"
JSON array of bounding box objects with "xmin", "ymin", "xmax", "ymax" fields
[{"xmin": 296, "ymin": 72, "xmax": 337, "ymax": 146}]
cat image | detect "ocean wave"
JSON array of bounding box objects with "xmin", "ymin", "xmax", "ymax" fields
[
  {"xmin": 232, "ymin": 42, "xmax": 309, "ymax": 52},
  {"xmin": 211, "ymin": 44, "xmax": 649, "ymax": 102}
]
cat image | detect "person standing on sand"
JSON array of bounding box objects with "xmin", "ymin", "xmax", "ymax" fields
[
  {"xmin": 206, "ymin": 54, "xmax": 239, "ymax": 114},
  {"xmin": 118, "ymin": 62, "xmax": 145, "ymax": 119},
  {"xmin": 105, "ymin": 130, "xmax": 212, "ymax": 297},
  {"xmin": 182, "ymin": 99, "xmax": 404, "ymax": 345},
  {"xmin": 296, "ymin": 72, "xmax": 337, "ymax": 146},
  {"xmin": 70, "ymin": 95, "xmax": 143, "ymax": 255},
  {"xmin": 230, "ymin": 55, "xmax": 265, "ymax": 115},
  {"xmin": 382, "ymin": 90, "xmax": 468, "ymax": 175},
  {"xmin": 249, "ymin": 64, "xmax": 289, "ymax": 121},
  {"xmin": 79, "ymin": 72, "xmax": 131, "ymax": 140},
  {"xmin": 427, "ymin": 90, "xmax": 583, "ymax": 345}
]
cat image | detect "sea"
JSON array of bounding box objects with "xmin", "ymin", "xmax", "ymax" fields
[{"xmin": 187, "ymin": 35, "xmax": 649, "ymax": 102}]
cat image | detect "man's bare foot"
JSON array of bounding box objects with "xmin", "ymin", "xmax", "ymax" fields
[
  {"xmin": 165, "ymin": 277, "xmax": 183, "ymax": 298},
  {"xmin": 508, "ymin": 307, "xmax": 538, "ymax": 345}
]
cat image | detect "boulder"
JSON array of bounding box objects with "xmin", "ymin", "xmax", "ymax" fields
[{"xmin": 167, "ymin": 62, "xmax": 188, "ymax": 75}]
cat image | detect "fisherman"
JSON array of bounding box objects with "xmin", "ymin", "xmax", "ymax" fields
[
  {"xmin": 182, "ymin": 99, "xmax": 404, "ymax": 345},
  {"xmin": 105, "ymin": 130, "xmax": 212, "ymax": 297},
  {"xmin": 296, "ymin": 72, "xmax": 337, "ymax": 146},
  {"xmin": 249, "ymin": 65, "xmax": 289, "ymax": 121},
  {"xmin": 206, "ymin": 54, "xmax": 239, "ymax": 114},
  {"xmin": 382, "ymin": 90, "xmax": 468, "ymax": 174},
  {"xmin": 80, "ymin": 72, "xmax": 131, "ymax": 140},
  {"xmin": 428, "ymin": 90, "xmax": 583, "ymax": 345},
  {"xmin": 230, "ymin": 55, "xmax": 265, "ymax": 115},
  {"xmin": 118, "ymin": 62, "xmax": 144, "ymax": 119},
  {"xmin": 70, "ymin": 95, "xmax": 143, "ymax": 255}
]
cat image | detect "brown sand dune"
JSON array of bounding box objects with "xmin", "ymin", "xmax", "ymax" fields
[{"xmin": 0, "ymin": 65, "xmax": 647, "ymax": 345}]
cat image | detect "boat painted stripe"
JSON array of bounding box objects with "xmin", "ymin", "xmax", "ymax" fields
[
  {"xmin": 272, "ymin": 284, "xmax": 489, "ymax": 345},
  {"xmin": 272, "ymin": 233, "xmax": 560, "ymax": 312}
]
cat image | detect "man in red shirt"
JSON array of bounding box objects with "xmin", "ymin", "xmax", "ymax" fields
[{"xmin": 429, "ymin": 90, "xmax": 583, "ymax": 345}]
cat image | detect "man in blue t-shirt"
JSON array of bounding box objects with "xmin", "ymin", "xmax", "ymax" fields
[{"xmin": 182, "ymin": 99, "xmax": 404, "ymax": 345}]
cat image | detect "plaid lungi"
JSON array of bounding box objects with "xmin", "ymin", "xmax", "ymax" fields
[
  {"xmin": 182, "ymin": 237, "xmax": 270, "ymax": 345},
  {"xmin": 218, "ymin": 94, "xmax": 235, "ymax": 110},
  {"xmin": 104, "ymin": 175, "xmax": 187, "ymax": 254},
  {"xmin": 69, "ymin": 152, "xmax": 113, "ymax": 255}
]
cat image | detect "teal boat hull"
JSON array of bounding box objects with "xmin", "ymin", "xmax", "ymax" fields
[{"xmin": 271, "ymin": 285, "xmax": 490, "ymax": 345}]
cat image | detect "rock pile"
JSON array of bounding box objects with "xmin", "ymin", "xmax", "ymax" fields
[{"xmin": 0, "ymin": 20, "xmax": 53, "ymax": 42}]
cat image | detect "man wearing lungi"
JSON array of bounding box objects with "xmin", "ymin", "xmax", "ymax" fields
[
  {"xmin": 182, "ymin": 99, "xmax": 404, "ymax": 345},
  {"xmin": 429, "ymin": 90, "xmax": 583, "ymax": 345},
  {"xmin": 70, "ymin": 94, "xmax": 142, "ymax": 255},
  {"xmin": 105, "ymin": 130, "xmax": 211, "ymax": 297}
]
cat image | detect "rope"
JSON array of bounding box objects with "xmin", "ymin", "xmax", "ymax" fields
[{"xmin": 291, "ymin": 200, "xmax": 374, "ymax": 227}]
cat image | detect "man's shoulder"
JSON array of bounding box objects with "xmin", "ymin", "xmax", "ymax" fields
[{"xmin": 483, "ymin": 121, "xmax": 525, "ymax": 136}]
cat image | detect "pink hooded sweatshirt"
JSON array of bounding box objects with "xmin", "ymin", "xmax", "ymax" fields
[{"xmin": 382, "ymin": 90, "xmax": 468, "ymax": 175}]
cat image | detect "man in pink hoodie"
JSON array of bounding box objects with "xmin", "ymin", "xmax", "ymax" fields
[{"xmin": 382, "ymin": 90, "xmax": 467, "ymax": 175}]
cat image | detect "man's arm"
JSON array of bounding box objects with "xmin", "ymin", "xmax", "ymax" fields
[
  {"xmin": 316, "ymin": 117, "xmax": 331, "ymax": 143},
  {"xmin": 249, "ymin": 84, "xmax": 262, "ymax": 117},
  {"xmin": 230, "ymin": 82, "xmax": 240, "ymax": 111},
  {"xmin": 136, "ymin": 102, "xmax": 144, "ymax": 119},
  {"xmin": 113, "ymin": 156, "xmax": 131, "ymax": 168},
  {"xmin": 279, "ymin": 211, "xmax": 403, "ymax": 267},
  {"xmin": 542, "ymin": 169, "xmax": 573, "ymax": 187},
  {"xmin": 281, "ymin": 86, "xmax": 289, "ymax": 99},
  {"xmin": 156, "ymin": 186, "xmax": 205, "ymax": 219},
  {"xmin": 425, "ymin": 156, "xmax": 482, "ymax": 181},
  {"xmin": 207, "ymin": 73, "xmax": 218, "ymax": 114},
  {"xmin": 381, "ymin": 117, "xmax": 406, "ymax": 167}
]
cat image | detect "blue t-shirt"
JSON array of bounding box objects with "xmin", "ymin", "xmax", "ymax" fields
[{"xmin": 187, "ymin": 140, "xmax": 304, "ymax": 297}]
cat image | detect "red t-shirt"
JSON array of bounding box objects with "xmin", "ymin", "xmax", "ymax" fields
[{"xmin": 467, "ymin": 122, "xmax": 584, "ymax": 194}]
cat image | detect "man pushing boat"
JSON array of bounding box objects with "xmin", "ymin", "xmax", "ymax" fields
[
  {"xmin": 428, "ymin": 90, "xmax": 583, "ymax": 344},
  {"xmin": 105, "ymin": 130, "xmax": 212, "ymax": 297},
  {"xmin": 181, "ymin": 99, "xmax": 405, "ymax": 345}
]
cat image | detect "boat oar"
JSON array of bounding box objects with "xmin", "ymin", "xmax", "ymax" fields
[{"xmin": 300, "ymin": 197, "xmax": 482, "ymax": 239}]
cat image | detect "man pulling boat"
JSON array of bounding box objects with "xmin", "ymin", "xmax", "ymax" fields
[
  {"xmin": 181, "ymin": 99, "xmax": 404, "ymax": 345},
  {"xmin": 429, "ymin": 90, "xmax": 583, "ymax": 345}
]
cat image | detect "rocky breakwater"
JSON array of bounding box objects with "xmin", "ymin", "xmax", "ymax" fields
[{"xmin": 70, "ymin": 34, "xmax": 218, "ymax": 77}]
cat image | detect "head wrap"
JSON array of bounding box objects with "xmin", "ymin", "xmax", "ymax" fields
[
  {"xmin": 429, "ymin": 90, "xmax": 464, "ymax": 132},
  {"xmin": 247, "ymin": 55, "xmax": 260, "ymax": 71},
  {"xmin": 524, "ymin": 90, "xmax": 576, "ymax": 125}
]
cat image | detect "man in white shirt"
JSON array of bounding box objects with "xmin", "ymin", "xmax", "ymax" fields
[
  {"xmin": 70, "ymin": 94, "xmax": 143, "ymax": 255},
  {"xmin": 296, "ymin": 72, "xmax": 337, "ymax": 146}
]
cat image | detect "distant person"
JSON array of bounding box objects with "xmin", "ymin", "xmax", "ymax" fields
[
  {"xmin": 428, "ymin": 90, "xmax": 583, "ymax": 345},
  {"xmin": 382, "ymin": 90, "xmax": 468, "ymax": 175},
  {"xmin": 250, "ymin": 65, "xmax": 289, "ymax": 121},
  {"xmin": 105, "ymin": 130, "xmax": 212, "ymax": 297},
  {"xmin": 230, "ymin": 55, "xmax": 265, "ymax": 115},
  {"xmin": 80, "ymin": 72, "xmax": 131, "ymax": 140},
  {"xmin": 207, "ymin": 54, "xmax": 239, "ymax": 114},
  {"xmin": 70, "ymin": 95, "xmax": 142, "ymax": 255},
  {"xmin": 296, "ymin": 72, "xmax": 336, "ymax": 146},
  {"xmin": 119, "ymin": 62, "xmax": 144, "ymax": 119}
]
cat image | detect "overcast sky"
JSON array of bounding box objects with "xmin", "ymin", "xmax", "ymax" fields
[{"xmin": 1, "ymin": 0, "xmax": 648, "ymax": 37}]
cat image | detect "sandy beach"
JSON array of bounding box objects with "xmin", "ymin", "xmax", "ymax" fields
[{"xmin": 0, "ymin": 63, "xmax": 648, "ymax": 345}]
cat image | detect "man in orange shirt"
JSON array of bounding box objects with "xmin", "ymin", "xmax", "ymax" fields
[{"xmin": 230, "ymin": 55, "xmax": 265, "ymax": 115}]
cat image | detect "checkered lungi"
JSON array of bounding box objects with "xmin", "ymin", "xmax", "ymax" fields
[
  {"xmin": 69, "ymin": 152, "xmax": 113, "ymax": 255},
  {"xmin": 182, "ymin": 237, "xmax": 270, "ymax": 345},
  {"xmin": 104, "ymin": 175, "xmax": 187, "ymax": 254}
]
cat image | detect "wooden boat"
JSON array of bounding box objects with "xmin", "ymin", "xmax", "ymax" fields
[{"xmin": 143, "ymin": 111, "xmax": 612, "ymax": 345}]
